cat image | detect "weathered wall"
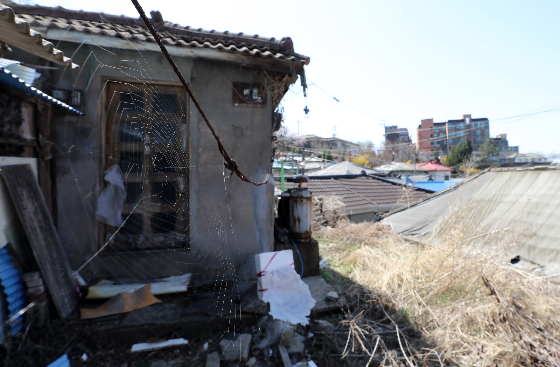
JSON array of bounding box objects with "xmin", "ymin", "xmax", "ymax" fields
[{"xmin": 6, "ymin": 42, "xmax": 275, "ymax": 282}]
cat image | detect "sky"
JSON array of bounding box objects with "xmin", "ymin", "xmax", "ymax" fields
[{"xmin": 27, "ymin": 0, "xmax": 560, "ymax": 156}]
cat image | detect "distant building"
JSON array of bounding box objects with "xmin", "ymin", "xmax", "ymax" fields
[
  {"xmin": 415, "ymin": 161, "xmax": 454, "ymax": 181},
  {"xmin": 512, "ymin": 153, "xmax": 547, "ymax": 164},
  {"xmin": 302, "ymin": 135, "xmax": 360, "ymax": 156},
  {"xmin": 491, "ymin": 134, "xmax": 519, "ymax": 155},
  {"xmin": 385, "ymin": 125, "xmax": 411, "ymax": 146},
  {"xmin": 417, "ymin": 114, "xmax": 490, "ymax": 154}
]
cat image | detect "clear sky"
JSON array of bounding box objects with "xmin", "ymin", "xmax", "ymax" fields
[{"xmin": 28, "ymin": 0, "xmax": 560, "ymax": 155}]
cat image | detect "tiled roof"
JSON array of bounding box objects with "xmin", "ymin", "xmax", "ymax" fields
[
  {"xmin": 0, "ymin": 3, "xmax": 78, "ymax": 68},
  {"xmin": 8, "ymin": 4, "xmax": 309, "ymax": 66},
  {"xmin": 308, "ymin": 176, "xmax": 432, "ymax": 212},
  {"xmin": 416, "ymin": 161, "xmax": 453, "ymax": 171}
]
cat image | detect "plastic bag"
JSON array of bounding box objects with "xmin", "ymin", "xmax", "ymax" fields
[
  {"xmin": 95, "ymin": 165, "xmax": 126, "ymax": 227},
  {"xmin": 262, "ymin": 266, "xmax": 316, "ymax": 326}
]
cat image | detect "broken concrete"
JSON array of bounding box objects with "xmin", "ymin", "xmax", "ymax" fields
[
  {"xmin": 206, "ymin": 352, "xmax": 220, "ymax": 367},
  {"xmin": 219, "ymin": 333, "xmax": 252, "ymax": 363},
  {"xmin": 287, "ymin": 333, "xmax": 305, "ymax": 355},
  {"xmin": 302, "ymin": 276, "xmax": 345, "ymax": 314}
]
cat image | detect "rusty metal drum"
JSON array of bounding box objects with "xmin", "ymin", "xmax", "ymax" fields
[{"xmin": 289, "ymin": 187, "xmax": 312, "ymax": 242}]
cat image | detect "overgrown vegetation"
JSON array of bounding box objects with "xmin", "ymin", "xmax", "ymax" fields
[
  {"xmin": 444, "ymin": 138, "xmax": 473, "ymax": 167},
  {"xmin": 315, "ymin": 219, "xmax": 560, "ymax": 366}
]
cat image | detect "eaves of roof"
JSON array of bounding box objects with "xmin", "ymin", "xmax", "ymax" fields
[
  {"xmin": 8, "ymin": 4, "xmax": 309, "ymax": 69},
  {"xmin": 0, "ymin": 66, "xmax": 83, "ymax": 114},
  {"xmin": 0, "ymin": 4, "xmax": 78, "ymax": 69}
]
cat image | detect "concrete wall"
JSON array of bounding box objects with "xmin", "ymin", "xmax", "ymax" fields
[{"xmin": 6, "ymin": 42, "xmax": 276, "ymax": 282}]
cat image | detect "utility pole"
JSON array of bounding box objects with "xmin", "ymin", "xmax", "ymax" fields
[
  {"xmin": 333, "ymin": 126, "xmax": 337, "ymax": 138},
  {"xmin": 297, "ymin": 120, "xmax": 300, "ymax": 136}
]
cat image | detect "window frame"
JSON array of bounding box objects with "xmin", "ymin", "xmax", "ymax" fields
[{"xmin": 100, "ymin": 78, "xmax": 190, "ymax": 252}]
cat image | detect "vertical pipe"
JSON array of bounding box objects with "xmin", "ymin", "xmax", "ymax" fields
[{"xmin": 281, "ymin": 160, "xmax": 285, "ymax": 192}]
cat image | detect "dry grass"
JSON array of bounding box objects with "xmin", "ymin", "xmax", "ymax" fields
[{"xmin": 316, "ymin": 220, "xmax": 560, "ymax": 366}]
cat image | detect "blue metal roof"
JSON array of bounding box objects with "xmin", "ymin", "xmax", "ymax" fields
[
  {"xmin": 0, "ymin": 247, "xmax": 26, "ymax": 342},
  {"xmin": 0, "ymin": 68, "xmax": 83, "ymax": 115},
  {"xmin": 412, "ymin": 180, "xmax": 461, "ymax": 192}
]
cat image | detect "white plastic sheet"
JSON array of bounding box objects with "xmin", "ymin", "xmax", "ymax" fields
[
  {"xmin": 262, "ymin": 266, "xmax": 316, "ymax": 326},
  {"xmin": 95, "ymin": 165, "xmax": 126, "ymax": 227}
]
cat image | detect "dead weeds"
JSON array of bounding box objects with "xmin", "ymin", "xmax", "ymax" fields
[{"xmin": 315, "ymin": 220, "xmax": 560, "ymax": 366}]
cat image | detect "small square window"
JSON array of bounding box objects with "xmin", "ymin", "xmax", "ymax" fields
[{"xmin": 232, "ymin": 83, "xmax": 266, "ymax": 108}]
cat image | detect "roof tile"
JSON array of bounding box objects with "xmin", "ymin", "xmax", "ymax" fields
[{"xmin": 8, "ymin": 4, "xmax": 309, "ymax": 65}]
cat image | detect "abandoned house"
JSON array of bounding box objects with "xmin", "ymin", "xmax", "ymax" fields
[{"xmin": 1, "ymin": 3, "xmax": 310, "ymax": 290}]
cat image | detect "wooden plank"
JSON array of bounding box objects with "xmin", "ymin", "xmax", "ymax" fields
[
  {"xmin": 0, "ymin": 164, "xmax": 77, "ymax": 318},
  {"xmin": 278, "ymin": 345, "xmax": 293, "ymax": 367}
]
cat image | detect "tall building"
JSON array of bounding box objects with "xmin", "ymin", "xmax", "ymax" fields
[
  {"xmin": 416, "ymin": 114, "xmax": 490, "ymax": 154},
  {"xmin": 384, "ymin": 126, "xmax": 412, "ymax": 146}
]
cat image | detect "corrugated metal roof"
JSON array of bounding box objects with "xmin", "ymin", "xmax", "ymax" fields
[
  {"xmin": 0, "ymin": 247, "xmax": 26, "ymax": 340},
  {"xmin": 0, "ymin": 67, "xmax": 83, "ymax": 114},
  {"xmin": 383, "ymin": 166, "xmax": 560, "ymax": 275}
]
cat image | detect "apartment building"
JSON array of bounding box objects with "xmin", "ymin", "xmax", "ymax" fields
[
  {"xmin": 417, "ymin": 114, "xmax": 490, "ymax": 154},
  {"xmin": 492, "ymin": 134, "xmax": 519, "ymax": 155},
  {"xmin": 384, "ymin": 125, "xmax": 412, "ymax": 146}
]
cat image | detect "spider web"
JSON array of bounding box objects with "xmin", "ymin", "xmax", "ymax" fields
[{"xmin": 9, "ymin": 13, "xmax": 285, "ymax": 356}]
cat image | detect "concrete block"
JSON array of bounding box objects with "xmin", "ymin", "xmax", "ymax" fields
[
  {"xmin": 206, "ymin": 352, "xmax": 220, "ymax": 367},
  {"xmin": 22, "ymin": 272, "xmax": 41, "ymax": 282},
  {"xmin": 287, "ymin": 333, "xmax": 305, "ymax": 355},
  {"xmin": 280, "ymin": 325, "xmax": 294, "ymax": 347},
  {"xmin": 219, "ymin": 333, "xmax": 252, "ymax": 362},
  {"xmin": 26, "ymin": 285, "xmax": 45, "ymax": 295},
  {"xmin": 25, "ymin": 278, "xmax": 44, "ymax": 288}
]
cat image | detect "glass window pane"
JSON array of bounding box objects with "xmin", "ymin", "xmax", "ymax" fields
[
  {"xmin": 120, "ymin": 213, "xmax": 143, "ymax": 234},
  {"xmin": 125, "ymin": 182, "xmax": 143, "ymax": 205},
  {"xmin": 154, "ymin": 93, "xmax": 177, "ymax": 114},
  {"xmin": 152, "ymin": 212, "xmax": 175, "ymax": 233},
  {"xmin": 119, "ymin": 152, "xmax": 143, "ymax": 174},
  {"xmin": 153, "ymin": 152, "xmax": 175, "ymax": 173},
  {"xmin": 153, "ymin": 123, "xmax": 176, "ymax": 144},
  {"xmin": 119, "ymin": 121, "xmax": 143, "ymax": 143},
  {"xmin": 152, "ymin": 182, "xmax": 176, "ymax": 204},
  {"xmin": 118, "ymin": 92, "xmax": 144, "ymax": 112}
]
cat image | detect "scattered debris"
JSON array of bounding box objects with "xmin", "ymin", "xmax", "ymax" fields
[
  {"xmin": 219, "ymin": 333, "xmax": 252, "ymax": 362},
  {"xmin": 46, "ymin": 354, "xmax": 70, "ymax": 367},
  {"xmin": 287, "ymin": 333, "xmax": 305, "ymax": 355},
  {"xmin": 86, "ymin": 274, "xmax": 191, "ymax": 299},
  {"xmin": 205, "ymin": 352, "xmax": 220, "ymax": 367},
  {"xmin": 130, "ymin": 338, "xmax": 188, "ymax": 353},
  {"xmin": 319, "ymin": 258, "xmax": 330, "ymax": 270},
  {"xmin": 247, "ymin": 356, "xmax": 257, "ymax": 367},
  {"xmin": 326, "ymin": 291, "xmax": 339, "ymax": 300},
  {"xmin": 80, "ymin": 353, "xmax": 88, "ymax": 362},
  {"xmin": 315, "ymin": 320, "xmax": 335, "ymax": 332},
  {"xmin": 278, "ymin": 344, "xmax": 293, "ymax": 367},
  {"xmin": 254, "ymin": 317, "xmax": 293, "ymax": 348},
  {"xmin": 80, "ymin": 284, "xmax": 161, "ymax": 319}
]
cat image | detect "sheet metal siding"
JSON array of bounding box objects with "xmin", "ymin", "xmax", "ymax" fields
[
  {"xmin": 0, "ymin": 68, "xmax": 83, "ymax": 114},
  {"xmin": 0, "ymin": 247, "xmax": 26, "ymax": 338}
]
